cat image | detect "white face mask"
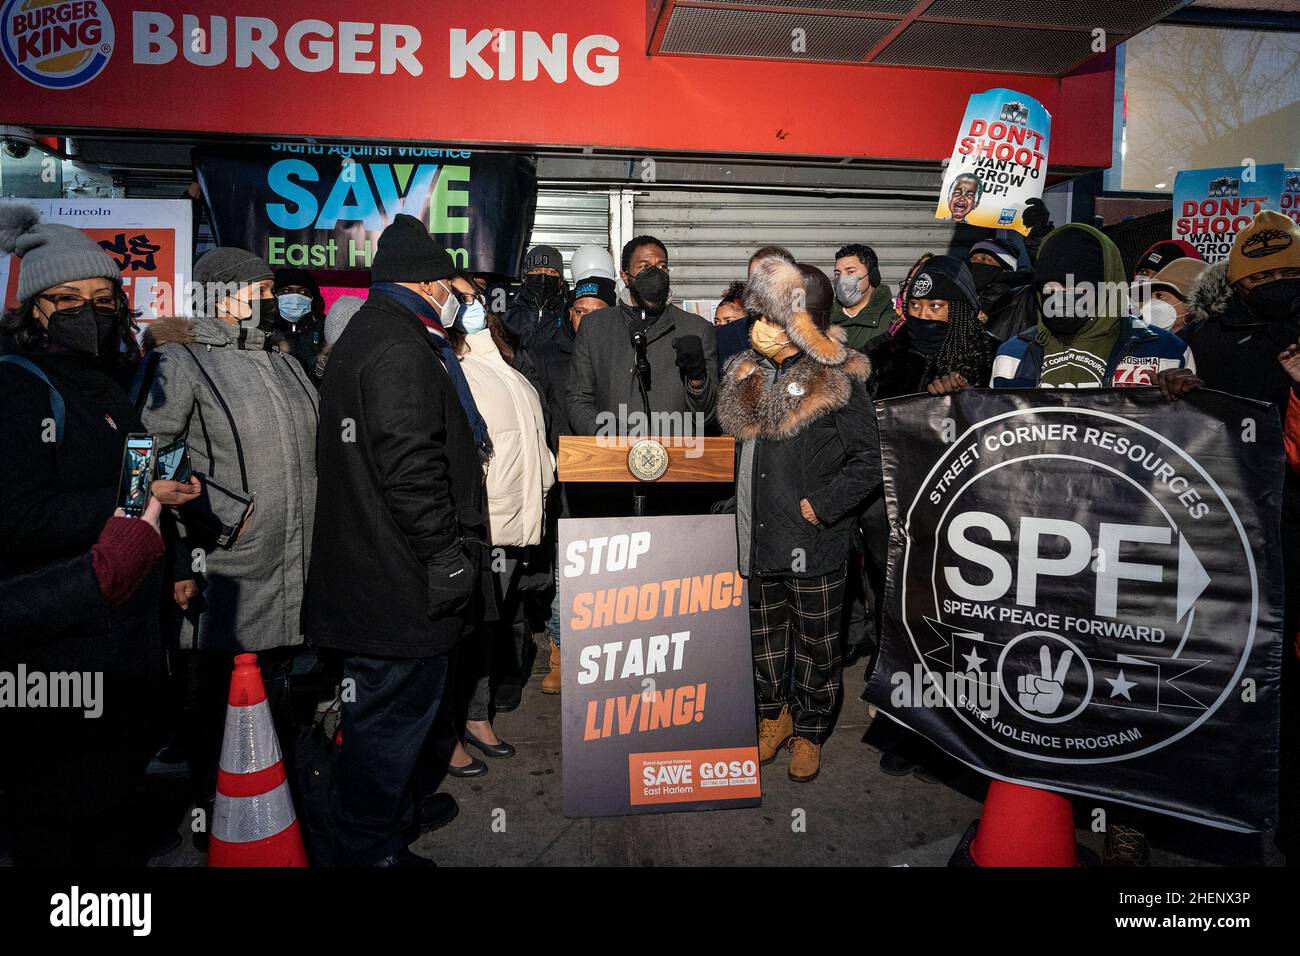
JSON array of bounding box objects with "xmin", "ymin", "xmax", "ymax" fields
[{"xmin": 1140, "ymin": 297, "xmax": 1179, "ymax": 330}]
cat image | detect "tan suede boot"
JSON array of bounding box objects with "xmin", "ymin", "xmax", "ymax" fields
[
  {"xmin": 789, "ymin": 737, "xmax": 821, "ymax": 782},
  {"xmin": 541, "ymin": 642, "xmax": 562, "ymax": 694},
  {"xmin": 757, "ymin": 705, "xmax": 793, "ymax": 764}
]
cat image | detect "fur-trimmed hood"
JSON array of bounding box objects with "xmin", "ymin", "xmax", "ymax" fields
[
  {"xmin": 743, "ymin": 257, "xmax": 850, "ymax": 365},
  {"xmin": 1184, "ymin": 261, "xmax": 1236, "ymax": 327},
  {"xmin": 142, "ymin": 315, "xmax": 268, "ymax": 351},
  {"xmin": 719, "ymin": 348, "xmax": 870, "ymax": 442}
]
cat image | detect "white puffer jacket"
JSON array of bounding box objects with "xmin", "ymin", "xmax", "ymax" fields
[{"xmin": 460, "ymin": 329, "xmax": 555, "ymax": 547}]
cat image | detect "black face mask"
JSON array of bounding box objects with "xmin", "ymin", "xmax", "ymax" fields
[
  {"xmin": 47, "ymin": 303, "xmax": 118, "ymax": 358},
  {"xmin": 907, "ymin": 316, "xmax": 949, "ymax": 356},
  {"xmin": 1244, "ymin": 278, "xmax": 1300, "ymax": 324},
  {"xmin": 631, "ymin": 266, "xmax": 671, "ymax": 315},
  {"xmin": 968, "ymin": 262, "xmax": 1005, "ymax": 293},
  {"xmin": 522, "ymin": 273, "xmax": 565, "ymax": 306},
  {"xmin": 247, "ymin": 295, "xmax": 280, "ymax": 333},
  {"xmin": 1038, "ymin": 289, "xmax": 1091, "ymax": 338}
]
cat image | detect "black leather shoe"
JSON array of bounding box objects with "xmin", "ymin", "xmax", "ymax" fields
[
  {"xmin": 464, "ymin": 728, "xmax": 516, "ymax": 759},
  {"xmin": 842, "ymin": 644, "xmax": 867, "ymax": 667},
  {"xmin": 879, "ymin": 751, "xmax": 918, "ymax": 776},
  {"xmin": 373, "ymin": 847, "xmax": 436, "ymax": 867},
  {"xmin": 494, "ymin": 683, "xmax": 523, "ymax": 713},
  {"xmin": 446, "ymin": 755, "xmax": 488, "ymax": 778},
  {"xmin": 418, "ymin": 793, "xmax": 459, "ymax": 833}
]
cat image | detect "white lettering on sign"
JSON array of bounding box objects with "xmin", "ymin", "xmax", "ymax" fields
[
  {"xmin": 449, "ymin": 28, "xmax": 619, "ymax": 86},
  {"xmin": 563, "ymin": 532, "xmax": 652, "ymax": 576},
  {"xmin": 131, "ymin": 11, "xmax": 423, "ymax": 76},
  {"xmin": 130, "ymin": 14, "xmax": 618, "ymax": 83},
  {"xmin": 944, "ymin": 513, "xmax": 1205, "ymax": 619}
]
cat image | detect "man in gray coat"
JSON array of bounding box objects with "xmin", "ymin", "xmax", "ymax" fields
[{"xmin": 565, "ymin": 235, "xmax": 718, "ymax": 441}]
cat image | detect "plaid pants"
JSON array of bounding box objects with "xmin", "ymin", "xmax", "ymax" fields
[{"xmin": 749, "ymin": 566, "xmax": 847, "ymax": 744}]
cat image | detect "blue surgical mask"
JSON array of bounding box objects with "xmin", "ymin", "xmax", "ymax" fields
[
  {"xmin": 277, "ymin": 292, "xmax": 312, "ymax": 322},
  {"xmin": 459, "ymin": 300, "xmax": 488, "ymax": 335}
]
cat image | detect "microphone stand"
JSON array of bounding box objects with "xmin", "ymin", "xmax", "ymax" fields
[{"xmin": 630, "ymin": 311, "xmax": 653, "ymax": 517}]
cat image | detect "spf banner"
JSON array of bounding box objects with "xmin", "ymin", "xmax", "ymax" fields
[
  {"xmin": 559, "ymin": 515, "xmax": 760, "ymax": 817},
  {"xmin": 864, "ymin": 389, "xmax": 1284, "ymax": 831},
  {"xmin": 935, "ymin": 88, "xmax": 1050, "ymax": 236},
  {"xmin": 1172, "ymin": 163, "xmax": 1285, "ymax": 262},
  {"xmin": 0, "ymin": 197, "xmax": 192, "ymax": 322},
  {"xmin": 192, "ymin": 145, "xmax": 537, "ymax": 276}
]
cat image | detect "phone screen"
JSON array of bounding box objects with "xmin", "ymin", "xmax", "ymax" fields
[
  {"xmin": 155, "ymin": 438, "xmax": 192, "ymax": 483},
  {"xmin": 118, "ymin": 435, "xmax": 156, "ymax": 518}
]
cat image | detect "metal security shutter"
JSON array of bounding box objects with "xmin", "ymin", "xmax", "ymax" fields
[
  {"xmin": 631, "ymin": 189, "xmax": 951, "ymax": 303},
  {"xmin": 527, "ymin": 188, "xmax": 613, "ymax": 281}
]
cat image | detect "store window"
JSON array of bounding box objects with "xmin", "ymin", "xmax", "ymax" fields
[{"xmin": 1108, "ymin": 23, "xmax": 1300, "ymax": 193}]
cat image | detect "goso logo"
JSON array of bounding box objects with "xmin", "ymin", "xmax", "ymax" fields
[
  {"xmin": 2, "ymin": 0, "xmax": 113, "ymax": 90},
  {"xmin": 900, "ymin": 406, "xmax": 1258, "ymax": 765}
]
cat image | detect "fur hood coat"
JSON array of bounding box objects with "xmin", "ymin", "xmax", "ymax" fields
[{"xmin": 718, "ymin": 258, "xmax": 882, "ymax": 578}]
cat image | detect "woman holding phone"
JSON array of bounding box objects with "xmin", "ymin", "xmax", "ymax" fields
[
  {"xmin": 0, "ymin": 201, "xmax": 199, "ymax": 865},
  {"xmin": 132, "ymin": 246, "xmax": 319, "ymax": 815}
]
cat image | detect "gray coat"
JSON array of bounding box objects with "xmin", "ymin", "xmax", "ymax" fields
[
  {"xmin": 134, "ymin": 316, "xmax": 318, "ymax": 652},
  {"xmin": 564, "ymin": 300, "xmax": 718, "ymax": 436}
]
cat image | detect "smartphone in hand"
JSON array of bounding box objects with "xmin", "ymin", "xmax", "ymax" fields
[
  {"xmin": 155, "ymin": 437, "xmax": 193, "ymax": 483},
  {"xmin": 118, "ymin": 434, "xmax": 157, "ymax": 518}
]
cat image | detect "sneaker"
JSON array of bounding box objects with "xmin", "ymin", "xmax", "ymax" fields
[
  {"xmin": 757, "ymin": 706, "xmax": 793, "ymax": 764},
  {"xmin": 1102, "ymin": 824, "xmax": 1149, "ymax": 867},
  {"xmin": 789, "ymin": 737, "xmax": 821, "ymax": 782}
]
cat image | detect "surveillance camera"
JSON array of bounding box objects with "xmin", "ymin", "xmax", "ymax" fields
[{"xmin": 3, "ymin": 140, "xmax": 31, "ymax": 160}]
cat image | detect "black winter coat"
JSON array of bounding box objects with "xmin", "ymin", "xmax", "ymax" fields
[
  {"xmin": 867, "ymin": 325, "xmax": 1000, "ymax": 399},
  {"xmin": 526, "ymin": 318, "xmax": 577, "ymax": 452},
  {"xmin": 720, "ymin": 350, "xmax": 881, "ymax": 578},
  {"xmin": 977, "ymin": 270, "xmax": 1037, "ymax": 343},
  {"xmin": 503, "ymin": 291, "xmax": 567, "ymax": 351},
  {"xmin": 303, "ymin": 294, "xmax": 487, "ymax": 658},
  {"xmin": 0, "ymin": 346, "xmax": 161, "ymax": 677}
]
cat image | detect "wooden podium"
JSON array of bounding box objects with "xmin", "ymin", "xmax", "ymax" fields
[{"xmin": 558, "ymin": 435, "xmax": 735, "ymax": 515}]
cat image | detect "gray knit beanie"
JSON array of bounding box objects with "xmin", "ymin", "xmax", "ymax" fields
[
  {"xmin": 0, "ymin": 200, "xmax": 121, "ymax": 303},
  {"xmin": 193, "ymin": 247, "xmax": 274, "ymax": 286},
  {"xmin": 325, "ymin": 295, "xmax": 364, "ymax": 346}
]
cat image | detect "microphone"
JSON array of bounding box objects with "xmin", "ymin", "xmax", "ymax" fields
[{"xmin": 630, "ymin": 325, "xmax": 652, "ymax": 417}]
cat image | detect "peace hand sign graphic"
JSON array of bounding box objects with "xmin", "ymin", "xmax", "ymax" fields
[{"xmin": 1017, "ymin": 644, "xmax": 1074, "ymax": 716}]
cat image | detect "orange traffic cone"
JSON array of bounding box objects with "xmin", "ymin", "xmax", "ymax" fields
[
  {"xmin": 208, "ymin": 653, "xmax": 308, "ymax": 867},
  {"xmin": 956, "ymin": 781, "xmax": 1077, "ymax": 867}
]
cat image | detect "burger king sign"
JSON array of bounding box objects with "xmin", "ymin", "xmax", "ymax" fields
[{"xmin": 2, "ymin": 0, "xmax": 113, "ymax": 89}]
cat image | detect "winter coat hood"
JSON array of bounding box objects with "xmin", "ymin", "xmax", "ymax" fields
[
  {"xmin": 743, "ymin": 257, "xmax": 852, "ymax": 365},
  {"xmin": 1184, "ymin": 261, "xmax": 1238, "ymax": 327},
  {"xmin": 143, "ymin": 315, "xmax": 268, "ymax": 351}
]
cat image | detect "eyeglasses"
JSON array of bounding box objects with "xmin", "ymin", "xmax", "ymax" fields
[
  {"xmin": 455, "ymin": 291, "xmax": 485, "ymax": 306},
  {"xmin": 39, "ymin": 293, "xmax": 122, "ymax": 316}
]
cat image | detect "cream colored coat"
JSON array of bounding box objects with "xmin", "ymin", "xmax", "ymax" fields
[{"xmin": 460, "ymin": 329, "xmax": 555, "ymax": 547}]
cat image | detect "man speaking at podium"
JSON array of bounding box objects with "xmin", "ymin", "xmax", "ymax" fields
[{"xmin": 565, "ymin": 235, "xmax": 718, "ymax": 443}]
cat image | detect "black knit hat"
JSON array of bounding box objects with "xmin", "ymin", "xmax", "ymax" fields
[
  {"xmin": 371, "ymin": 214, "xmax": 455, "ymax": 283},
  {"xmin": 908, "ymin": 255, "xmax": 980, "ymax": 311},
  {"xmin": 1034, "ymin": 227, "xmax": 1105, "ymax": 290}
]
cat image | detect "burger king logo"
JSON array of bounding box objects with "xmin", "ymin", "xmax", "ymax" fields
[{"xmin": 2, "ymin": 0, "xmax": 113, "ymax": 89}]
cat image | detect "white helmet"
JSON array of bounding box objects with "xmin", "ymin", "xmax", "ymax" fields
[{"xmin": 570, "ymin": 244, "xmax": 617, "ymax": 283}]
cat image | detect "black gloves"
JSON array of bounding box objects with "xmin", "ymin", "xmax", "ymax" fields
[
  {"xmin": 427, "ymin": 543, "xmax": 475, "ymax": 618},
  {"xmin": 673, "ymin": 334, "xmax": 707, "ymax": 382},
  {"xmin": 1022, "ymin": 196, "xmax": 1053, "ymax": 234}
]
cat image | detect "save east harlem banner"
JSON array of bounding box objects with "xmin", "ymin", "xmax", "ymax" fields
[
  {"xmin": 0, "ymin": 198, "xmax": 192, "ymax": 322},
  {"xmin": 559, "ymin": 515, "xmax": 760, "ymax": 817},
  {"xmin": 935, "ymin": 88, "xmax": 1050, "ymax": 236},
  {"xmin": 863, "ymin": 389, "xmax": 1285, "ymax": 831},
  {"xmin": 192, "ymin": 145, "xmax": 537, "ymax": 276},
  {"xmin": 1172, "ymin": 163, "xmax": 1285, "ymax": 262}
]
